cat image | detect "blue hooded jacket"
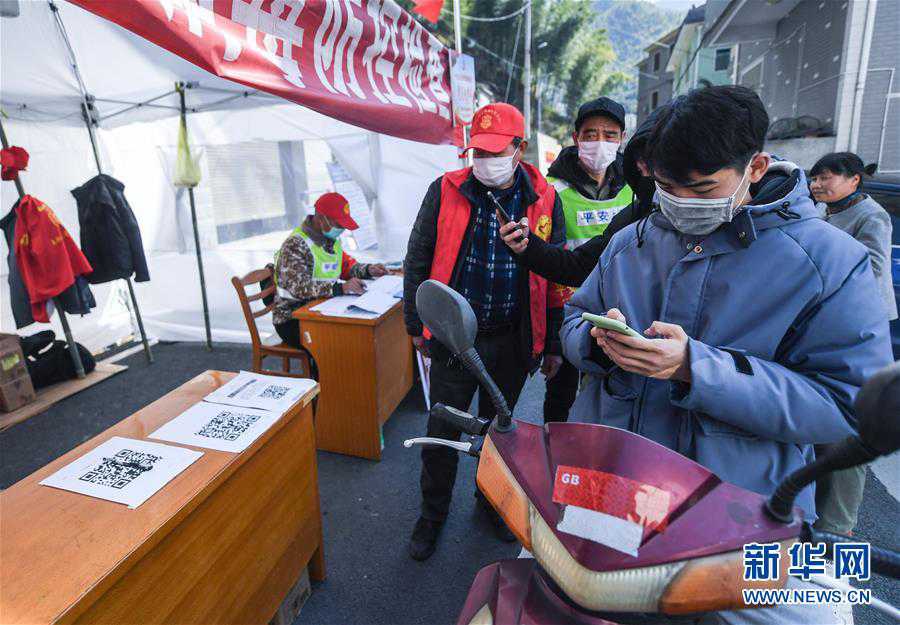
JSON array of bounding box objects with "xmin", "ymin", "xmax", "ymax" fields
[{"xmin": 561, "ymin": 162, "xmax": 893, "ymax": 519}]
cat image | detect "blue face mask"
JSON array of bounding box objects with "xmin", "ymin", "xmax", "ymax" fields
[{"xmin": 323, "ymin": 226, "xmax": 344, "ymax": 240}]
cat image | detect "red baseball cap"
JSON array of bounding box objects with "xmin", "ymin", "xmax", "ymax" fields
[
  {"xmin": 314, "ymin": 192, "xmax": 358, "ymax": 230},
  {"xmin": 1, "ymin": 146, "xmax": 29, "ymax": 181},
  {"xmin": 463, "ymin": 103, "xmax": 525, "ymax": 154}
]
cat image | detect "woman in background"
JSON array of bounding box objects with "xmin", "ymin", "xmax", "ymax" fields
[
  {"xmin": 810, "ymin": 152, "xmax": 896, "ymax": 321},
  {"xmin": 809, "ymin": 151, "xmax": 896, "ymax": 538}
]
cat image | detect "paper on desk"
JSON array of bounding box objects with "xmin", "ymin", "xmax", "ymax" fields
[
  {"xmin": 204, "ymin": 371, "xmax": 316, "ymax": 412},
  {"xmin": 366, "ymin": 274, "xmax": 403, "ymax": 297},
  {"xmin": 348, "ymin": 289, "xmax": 396, "ymax": 315},
  {"xmin": 39, "ymin": 436, "xmax": 202, "ymax": 508},
  {"xmin": 310, "ymin": 295, "xmax": 360, "ymax": 315},
  {"xmin": 149, "ymin": 402, "xmax": 282, "ymax": 453}
]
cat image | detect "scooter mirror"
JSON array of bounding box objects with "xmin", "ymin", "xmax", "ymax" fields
[
  {"xmin": 854, "ymin": 361, "xmax": 900, "ymax": 456},
  {"xmin": 416, "ymin": 280, "xmax": 477, "ymax": 356}
]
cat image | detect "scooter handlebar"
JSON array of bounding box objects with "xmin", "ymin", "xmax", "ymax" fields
[
  {"xmin": 430, "ymin": 403, "xmax": 491, "ymax": 436},
  {"xmin": 805, "ymin": 526, "xmax": 900, "ymax": 580}
]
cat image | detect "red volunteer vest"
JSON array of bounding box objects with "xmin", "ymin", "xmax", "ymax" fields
[{"xmin": 425, "ymin": 162, "xmax": 557, "ymax": 357}]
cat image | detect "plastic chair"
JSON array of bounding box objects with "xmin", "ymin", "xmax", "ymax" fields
[{"xmin": 231, "ymin": 265, "xmax": 312, "ymax": 379}]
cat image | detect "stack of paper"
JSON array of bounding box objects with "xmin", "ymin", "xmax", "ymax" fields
[
  {"xmin": 310, "ymin": 275, "xmax": 403, "ymax": 318},
  {"xmin": 349, "ymin": 290, "xmax": 396, "ymax": 315},
  {"xmin": 367, "ymin": 274, "xmax": 403, "ymax": 297},
  {"xmin": 311, "ymin": 296, "xmax": 378, "ymax": 318}
]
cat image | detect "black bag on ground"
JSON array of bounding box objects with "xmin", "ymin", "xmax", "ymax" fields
[{"xmin": 24, "ymin": 331, "xmax": 97, "ymax": 389}]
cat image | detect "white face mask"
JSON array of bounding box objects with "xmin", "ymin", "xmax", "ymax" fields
[
  {"xmin": 578, "ymin": 140, "xmax": 619, "ymax": 174},
  {"xmin": 655, "ymin": 164, "xmax": 753, "ymax": 236},
  {"xmin": 473, "ymin": 148, "xmax": 518, "ymax": 188}
]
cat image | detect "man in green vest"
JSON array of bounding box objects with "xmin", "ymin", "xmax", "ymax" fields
[
  {"xmin": 510, "ymin": 97, "xmax": 634, "ymax": 423},
  {"xmin": 272, "ymin": 192, "xmax": 387, "ymax": 348}
]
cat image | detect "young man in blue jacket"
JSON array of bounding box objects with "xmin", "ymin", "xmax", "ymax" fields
[{"xmin": 561, "ymin": 86, "xmax": 893, "ymax": 625}]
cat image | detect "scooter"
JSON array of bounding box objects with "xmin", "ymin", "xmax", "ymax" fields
[{"xmin": 405, "ymin": 279, "xmax": 900, "ymax": 625}]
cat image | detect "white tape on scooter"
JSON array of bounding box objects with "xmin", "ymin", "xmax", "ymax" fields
[{"xmin": 556, "ymin": 504, "xmax": 643, "ymax": 557}]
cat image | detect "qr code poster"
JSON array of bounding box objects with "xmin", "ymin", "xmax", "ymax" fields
[
  {"xmin": 39, "ymin": 437, "xmax": 202, "ymax": 509},
  {"xmin": 149, "ymin": 402, "xmax": 279, "ymax": 453},
  {"xmin": 203, "ymin": 371, "xmax": 316, "ymax": 413}
]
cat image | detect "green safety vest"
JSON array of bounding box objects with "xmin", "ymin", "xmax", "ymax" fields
[
  {"xmin": 550, "ymin": 178, "xmax": 634, "ymax": 249},
  {"xmin": 274, "ymin": 227, "xmax": 342, "ymax": 299}
]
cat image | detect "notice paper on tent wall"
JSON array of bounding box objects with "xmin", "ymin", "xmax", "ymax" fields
[
  {"xmin": 326, "ymin": 161, "xmax": 377, "ymax": 251},
  {"xmin": 39, "ymin": 437, "xmax": 202, "ymax": 509},
  {"xmin": 149, "ymin": 402, "xmax": 282, "ymax": 454},
  {"xmin": 204, "ymin": 371, "xmax": 316, "ymax": 412}
]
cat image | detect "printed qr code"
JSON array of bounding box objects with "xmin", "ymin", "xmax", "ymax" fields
[
  {"xmin": 259, "ymin": 384, "xmax": 289, "ymax": 400},
  {"xmin": 79, "ymin": 449, "xmax": 162, "ymax": 489},
  {"xmin": 197, "ymin": 410, "xmax": 261, "ymax": 441}
]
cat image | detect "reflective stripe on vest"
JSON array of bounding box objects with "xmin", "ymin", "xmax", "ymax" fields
[
  {"xmin": 274, "ymin": 227, "xmax": 342, "ymax": 300},
  {"xmin": 550, "ymin": 178, "xmax": 633, "ymax": 249}
]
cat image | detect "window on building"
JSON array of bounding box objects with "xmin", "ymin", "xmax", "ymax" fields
[
  {"xmin": 653, "ymin": 52, "xmax": 661, "ymax": 72},
  {"xmin": 651, "ymin": 91, "xmax": 659, "ymax": 110},
  {"xmin": 715, "ymin": 48, "xmax": 731, "ymax": 72}
]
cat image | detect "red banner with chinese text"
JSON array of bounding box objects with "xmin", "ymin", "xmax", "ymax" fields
[{"xmin": 68, "ymin": 0, "xmax": 455, "ymax": 144}]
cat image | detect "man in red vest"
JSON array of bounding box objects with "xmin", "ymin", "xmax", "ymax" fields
[{"xmin": 402, "ymin": 103, "xmax": 565, "ymax": 560}]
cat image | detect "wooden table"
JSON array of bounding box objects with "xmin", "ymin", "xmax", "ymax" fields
[
  {"xmin": 0, "ymin": 371, "xmax": 324, "ymax": 625},
  {"xmin": 293, "ymin": 299, "xmax": 413, "ymax": 460}
]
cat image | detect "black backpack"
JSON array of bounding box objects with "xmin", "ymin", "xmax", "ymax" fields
[{"xmin": 21, "ymin": 331, "xmax": 96, "ymax": 389}]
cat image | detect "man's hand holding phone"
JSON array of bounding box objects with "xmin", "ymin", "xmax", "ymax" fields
[
  {"xmin": 587, "ymin": 308, "xmax": 691, "ymax": 382},
  {"xmin": 499, "ymin": 218, "xmax": 529, "ymax": 254},
  {"xmin": 488, "ymin": 191, "xmax": 529, "ymax": 254}
]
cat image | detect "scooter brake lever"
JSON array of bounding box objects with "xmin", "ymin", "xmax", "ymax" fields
[{"xmin": 403, "ymin": 437, "xmax": 477, "ymax": 457}]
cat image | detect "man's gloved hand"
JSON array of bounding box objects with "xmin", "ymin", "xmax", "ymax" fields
[{"xmin": 541, "ymin": 354, "xmax": 563, "ymax": 380}]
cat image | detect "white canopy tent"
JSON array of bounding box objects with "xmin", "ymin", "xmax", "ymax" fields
[{"xmin": 0, "ymin": 0, "xmax": 457, "ymax": 352}]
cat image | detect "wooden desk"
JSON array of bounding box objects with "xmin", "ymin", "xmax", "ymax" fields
[
  {"xmin": 293, "ymin": 299, "xmax": 413, "ymax": 460},
  {"xmin": 0, "ymin": 371, "xmax": 324, "ymax": 625}
]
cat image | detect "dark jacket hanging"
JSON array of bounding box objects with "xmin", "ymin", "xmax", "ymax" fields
[
  {"xmin": 71, "ymin": 174, "xmax": 150, "ymax": 284},
  {"xmin": 2, "ymin": 201, "xmax": 95, "ymax": 329}
]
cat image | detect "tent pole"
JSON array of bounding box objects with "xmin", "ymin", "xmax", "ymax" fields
[
  {"xmin": 51, "ymin": 0, "xmax": 154, "ymax": 364},
  {"xmin": 178, "ymin": 83, "xmax": 213, "ymax": 350},
  {"xmin": 452, "ymin": 0, "xmax": 470, "ymax": 162},
  {"xmin": 523, "ymin": 0, "xmax": 532, "ymax": 137},
  {"xmin": 0, "ymin": 117, "xmax": 86, "ymax": 379}
]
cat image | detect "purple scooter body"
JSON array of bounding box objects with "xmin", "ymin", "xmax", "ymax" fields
[{"xmin": 455, "ymin": 420, "xmax": 804, "ymax": 624}]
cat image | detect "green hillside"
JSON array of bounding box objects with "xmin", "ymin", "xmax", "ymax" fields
[{"xmin": 593, "ymin": 0, "xmax": 684, "ymax": 114}]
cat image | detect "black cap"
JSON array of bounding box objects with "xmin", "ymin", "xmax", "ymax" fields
[{"xmin": 575, "ymin": 97, "xmax": 626, "ymax": 131}]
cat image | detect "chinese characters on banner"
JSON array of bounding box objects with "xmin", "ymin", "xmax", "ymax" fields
[{"xmin": 69, "ymin": 0, "xmax": 455, "ymax": 144}]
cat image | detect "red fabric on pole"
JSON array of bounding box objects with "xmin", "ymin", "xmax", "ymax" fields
[
  {"xmin": 411, "ymin": 0, "xmax": 444, "ymax": 23},
  {"xmin": 68, "ymin": 0, "xmax": 455, "ymax": 144},
  {"xmin": 14, "ymin": 196, "xmax": 93, "ymax": 323}
]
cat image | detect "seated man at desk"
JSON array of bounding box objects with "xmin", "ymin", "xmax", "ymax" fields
[{"xmin": 272, "ymin": 191, "xmax": 387, "ymax": 347}]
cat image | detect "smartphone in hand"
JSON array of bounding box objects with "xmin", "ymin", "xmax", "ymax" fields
[
  {"xmin": 487, "ymin": 191, "xmax": 524, "ymax": 241},
  {"xmin": 581, "ymin": 312, "xmax": 646, "ymax": 340}
]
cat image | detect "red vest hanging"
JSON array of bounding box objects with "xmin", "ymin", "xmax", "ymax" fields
[
  {"xmin": 14, "ymin": 195, "xmax": 93, "ymax": 323},
  {"xmin": 425, "ymin": 162, "xmax": 557, "ymax": 357}
]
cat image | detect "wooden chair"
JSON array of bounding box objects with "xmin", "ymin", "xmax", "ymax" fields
[{"xmin": 231, "ymin": 265, "xmax": 312, "ymax": 379}]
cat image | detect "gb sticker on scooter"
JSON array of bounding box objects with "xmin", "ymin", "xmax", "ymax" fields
[{"xmin": 552, "ymin": 465, "xmax": 672, "ymax": 557}]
